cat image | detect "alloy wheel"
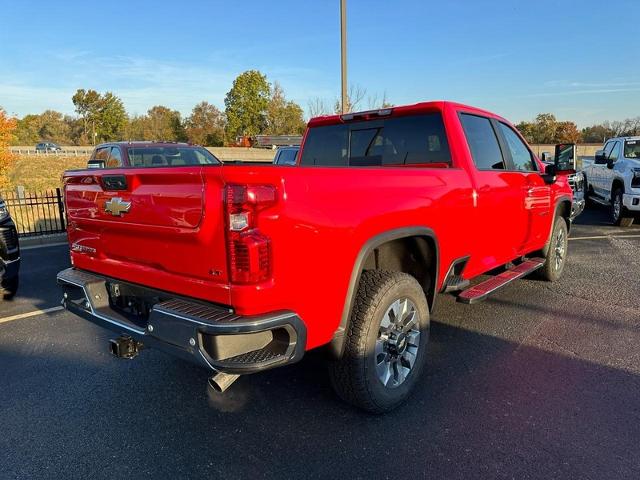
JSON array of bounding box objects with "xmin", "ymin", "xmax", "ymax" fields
[{"xmin": 375, "ymin": 298, "xmax": 421, "ymax": 388}]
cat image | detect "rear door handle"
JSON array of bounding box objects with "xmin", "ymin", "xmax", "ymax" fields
[{"xmin": 102, "ymin": 175, "xmax": 128, "ymax": 191}]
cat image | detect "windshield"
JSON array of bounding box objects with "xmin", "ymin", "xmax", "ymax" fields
[
  {"xmin": 127, "ymin": 146, "xmax": 221, "ymax": 167},
  {"xmin": 624, "ymin": 140, "xmax": 640, "ymax": 159}
]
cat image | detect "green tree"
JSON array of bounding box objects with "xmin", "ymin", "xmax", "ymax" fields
[
  {"xmin": 143, "ymin": 105, "xmax": 185, "ymax": 141},
  {"xmin": 96, "ymin": 92, "xmax": 127, "ymax": 142},
  {"xmin": 581, "ymin": 124, "xmax": 614, "ymax": 143},
  {"xmin": 224, "ymin": 70, "xmax": 270, "ymax": 140},
  {"xmin": 265, "ymin": 82, "xmax": 306, "ymax": 135},
  {"xmin": 12, "ymin": 111, "xmax": 71, "ymax": 145},
  {"xmin": 72, "ymin": 89, "xmax": 101, "ymax": 140},
  {"xmin": 13, "ymin": 114, "xmax": 41, "ymax": 145},
  {"xmin": 185, "ymin": 101, "xmax": 225, "ymax": 146},
  {"xmin": 72, "ymin": 89, "xmax": 127, "ymax": 143}
]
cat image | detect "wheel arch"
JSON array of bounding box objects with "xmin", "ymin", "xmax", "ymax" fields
[
  {"xmin": 611, "ymin": 178, "xmax": 625, "ymax": 201},
  {"xmin": 328, "ymin": 227, "xmax": 439, "ymax": 358}
]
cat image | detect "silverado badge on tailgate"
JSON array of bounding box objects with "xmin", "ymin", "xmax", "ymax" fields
[{"xmin": 104, "ymin": 197, "xmax": 131, "ymax": 217}]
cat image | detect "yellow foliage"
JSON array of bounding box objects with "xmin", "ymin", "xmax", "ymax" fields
[{"xmin": 0, "ymin": 108, "xmax": 17, "ymax": 191}]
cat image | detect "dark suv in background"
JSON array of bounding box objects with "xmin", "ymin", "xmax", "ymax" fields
[{"xmin": 0, "ymin": 197, "xmax": 20, "ymax": 299}]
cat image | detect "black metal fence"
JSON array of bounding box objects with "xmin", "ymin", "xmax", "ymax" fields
[{"xmin": 1, "ymin": 189, "xmax": 66, "ymax": 237}]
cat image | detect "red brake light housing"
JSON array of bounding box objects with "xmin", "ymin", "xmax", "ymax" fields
[{"xmin": 225, "ymin": 184, "xmax": 277, "ymax": 284}]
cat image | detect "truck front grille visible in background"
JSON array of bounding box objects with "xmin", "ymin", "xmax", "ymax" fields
[
  {"xmin": 0, "ymin": 228, "xmax": 18, "ymax": 250},
  {"xmin": 568, "ymin": 172, "xmax": 584, "ymax": 195}
]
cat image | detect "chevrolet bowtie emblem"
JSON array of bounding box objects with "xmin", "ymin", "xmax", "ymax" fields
[{"xmin": 104, "ymin": 197, "xmax": 131, "ymax": 216}]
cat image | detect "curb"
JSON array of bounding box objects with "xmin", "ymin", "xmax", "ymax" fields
[{"xmin": 19, "ymin": 233, "xmax": 68, "ymax": 249}]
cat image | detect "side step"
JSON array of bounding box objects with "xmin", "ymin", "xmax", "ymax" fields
[{"xmin": 457, "ymin": 258, "xmax": 545, "ymax": 304}]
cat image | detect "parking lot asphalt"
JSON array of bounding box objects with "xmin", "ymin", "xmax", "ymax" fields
[{"xmin": 1, "ymin": 206, "xmax": 639, "ymax": 480}]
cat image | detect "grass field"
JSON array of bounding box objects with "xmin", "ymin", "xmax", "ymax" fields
[{"xmin": 4, "ymin": 155, "xmax": 88, "ymax": 192}]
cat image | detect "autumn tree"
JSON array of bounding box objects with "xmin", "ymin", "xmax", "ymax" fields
[
  {"xmin": 224, "ymin": 70, "xmax": 270, "ymax": 139},
  {"xmin": 516, "ymin": 114, "xmax": 580, "ymax": 143},
  {"xmin": 265, "ymin": 82, "xmax": 306, "ymax": 135},
  {"xmin": 0, "ymin": 108, "xmax": 17, "ymax": 190},
  {"xmin": 185, "ymin": 101, "xmax": 225, "ymax": 146}
]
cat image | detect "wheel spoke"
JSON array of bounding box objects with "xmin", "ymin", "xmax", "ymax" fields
[
  {"xmin": 407, "ymin": 330, "xmax": 421, "ymax": 347},
  {"xmin": 401, "ymin": 349, "xmax": 416, "ymax": 369},
  {"xmin": 377, "ymin": 359, "xmax": 392, "ymax": 386}
]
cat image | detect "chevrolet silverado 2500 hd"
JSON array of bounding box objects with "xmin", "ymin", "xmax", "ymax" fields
[{"xmin": 58, "ymin": 102, "xmax": 574, "ymax": 413}]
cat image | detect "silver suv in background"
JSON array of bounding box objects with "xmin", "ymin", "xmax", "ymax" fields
[{"xmin": 583, "ymin": 137, "xmax": 640, "ymax": 226}]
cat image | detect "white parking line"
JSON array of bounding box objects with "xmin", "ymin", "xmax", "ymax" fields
[
  {"xmin": 569, "ymin": 234, "xmax": 640, "ymax": 241},
  {"xmin": 0, "ymin": 306, "xmax": 64, "ymax": 325}
]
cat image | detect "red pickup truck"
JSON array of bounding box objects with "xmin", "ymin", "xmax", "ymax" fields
[{"xmin": 58, "ymin": 101, "xmax": 574, "ymax": 413}]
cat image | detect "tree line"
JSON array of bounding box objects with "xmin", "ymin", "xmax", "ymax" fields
[
  {"xmin": 516, "ymin": 113, "xmax": 640, "ymax": 145},
  {"xmin": 10, "ymin": 70, "xmax": 308, "ymax": 146}
]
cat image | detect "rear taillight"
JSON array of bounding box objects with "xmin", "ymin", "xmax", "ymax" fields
[{"xmin": 225, "ymin": 184, "xmax": 276, "ymax": 284}]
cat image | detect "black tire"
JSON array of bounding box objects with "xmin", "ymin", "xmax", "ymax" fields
[
  {"xmin": 537, "ymin": 216, "xmax": 568, "ymax": 282},
  {"xmin": 612, "ymin": 188, "xmax": 634, "ymax": 227},
  {"xmin": 328, "ymin": 271, "xmax": 430, "ymax": 414},
  {"xmin": 1, "ymin": 276, "xmax": 19, "ymax": 300}
]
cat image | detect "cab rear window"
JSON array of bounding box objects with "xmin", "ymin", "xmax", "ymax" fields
[
  {"xmin": 300, "ymin": 113, "xmax": 451, "ymax": 167},
  {"xmin": 127, "ymin": 146, "xmax": 220, "ymax": 167}
]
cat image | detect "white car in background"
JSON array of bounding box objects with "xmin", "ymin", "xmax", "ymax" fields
[{"xmin": 583, "ymin": 136, "xmax": 640, "ymax": 227}]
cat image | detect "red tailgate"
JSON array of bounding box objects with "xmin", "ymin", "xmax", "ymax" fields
[{"xmin": 64, "ymin": 166, "xmax": 231, "ymax": 304}]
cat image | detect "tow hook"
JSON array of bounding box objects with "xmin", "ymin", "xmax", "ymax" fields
[
  {"xmin": 208, "ymin": 372, "xmax": 240, "ymax": 393},
  {"xmin": 109, "ymin": 335, "xmax": 143, "ymax": 359}
]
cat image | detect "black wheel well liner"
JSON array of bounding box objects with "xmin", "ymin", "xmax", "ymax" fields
[
  {"xmin": 611, "ymin": 179, "xmax": 624, "ymax": 200},
  {"xmin": 328, "ymin": 227, "xmax": 438, "ymax": 358}
]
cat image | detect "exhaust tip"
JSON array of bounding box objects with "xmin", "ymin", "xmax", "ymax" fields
[{"xmin": 208, "ymin": 372, "xmax": 240, "ymax": 393}]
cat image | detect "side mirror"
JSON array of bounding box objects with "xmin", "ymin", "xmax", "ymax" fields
[
  {"xmin": 606, "ymin": 158, "xmax": 615, "ymax": 169},
  {"xmin": 541, "ymin": 152, "xmax": 553, "ymax": 162},
  {"xmin": 87, "ymin": 159, "xmax": 105, "ymax": 169},
  {"xmin": 594, "ymin": 150, "xmax": 607, "ymax": 164},
  {"xmin": 553, "ymin": 143, "xmax": 576, "ymax": 174},
  {"xmin": 541, "ymin": 163, "xmax": 557, "ymax": 184}
]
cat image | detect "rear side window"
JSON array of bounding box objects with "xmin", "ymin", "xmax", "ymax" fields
[
  {"xmin": 93, "ymin": 147, "xmax": 110, "ymax": 161},
  {"xmin": 497, "ymin": 123, "xmax": 536, "ymax": 171},
  {"xmin": 459, "ymin": 114, "xmax": 505, "ymax": 170},
  {"xmin": 299, "ymin": 113, "xmax": 451, "ymax": 167},
  {"xmin": 624, "ymin": 140, "xmax": 640, "ymax": 158}
]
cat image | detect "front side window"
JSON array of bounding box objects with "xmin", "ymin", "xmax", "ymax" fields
[
  {"xmin": 299, "ymin": 113, "xmax": 451, "ymax": 167},
  {"xmin": 609, "ymin": 141, "xmax": 621, "ymax": 161},
  {"xmin": 106, "ymin": 147, "xmax": 123, "ymax": 168},
  {"xmin": 459, "ymin": 114, "xmax": 505, "ymax": 170},
  {"xmin": 498, "ymin": 122, "xmax": 536, "ymax": 171}
]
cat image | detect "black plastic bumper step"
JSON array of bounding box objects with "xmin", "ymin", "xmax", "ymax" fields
[{"xmin": 457, "ymin": 258, "xmax": 544, "ymax": 304}]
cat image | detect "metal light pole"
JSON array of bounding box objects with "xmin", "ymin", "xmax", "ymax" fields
[{"xmin": 340, "ymin": 0, "xmax": 348, "ymax": 114}]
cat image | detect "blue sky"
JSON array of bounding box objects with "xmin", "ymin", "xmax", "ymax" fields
[{"xmin": 1, "ymin": 0, "xmax": 639, "ymax": 126}]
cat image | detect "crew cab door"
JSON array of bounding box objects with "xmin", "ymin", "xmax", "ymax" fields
[
  {"xmin": 493, "ymin": 121, "xmax": 552, "ymax": 250},
  {"xmin": 601, "ymin": 140, "xmax": 622, "ymax": 198},
  {"xmin": 458, "ymin": 113, "xmax": 530, "ymax": 270},
  {"xmin": 592, "ymin": 140, "xmax": 615, "ymax": 196}
]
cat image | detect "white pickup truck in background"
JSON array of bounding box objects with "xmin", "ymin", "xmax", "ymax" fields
[{"xmin": 583, "ymin": 137, "xmax": 640, "ymax": 227}]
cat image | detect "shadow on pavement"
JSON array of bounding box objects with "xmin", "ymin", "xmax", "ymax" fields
[{"xmin": 0, "ymin": 318, "xmax": 638, "ymax": 479}]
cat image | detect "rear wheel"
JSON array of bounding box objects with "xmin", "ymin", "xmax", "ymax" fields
[
  {"xmin": 1, "ymin": 276, "xmax": 19, "ymax": 300},
  {"xmin": 612, "ymin": 188, "xmax": 634, "ymax": 227},
  {"xmin": 328, "ymin": 271, "xmax": 430, "ymax": 413}
]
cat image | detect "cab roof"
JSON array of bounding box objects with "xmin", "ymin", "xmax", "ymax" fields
[{"xmin": 307, "ymin": 100, "xmax": 508, "ymax": 127}]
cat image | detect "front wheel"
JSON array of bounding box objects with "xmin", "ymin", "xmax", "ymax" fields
[
  {"xmin": 612, "ymin": 188, "xmax": 634, "ymax": 227},
  {"xmin": 328, "ymin": 271, "xmax": 430, "ymax": 413},
  {"xmin": 537, "ymin": 216, "xmax": 569, "ymax": 282}
]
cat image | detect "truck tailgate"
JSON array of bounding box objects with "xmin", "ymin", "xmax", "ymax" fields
[{"xmin": 64, "ymin": 166, "xmax": 231, "ymax": 304}]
